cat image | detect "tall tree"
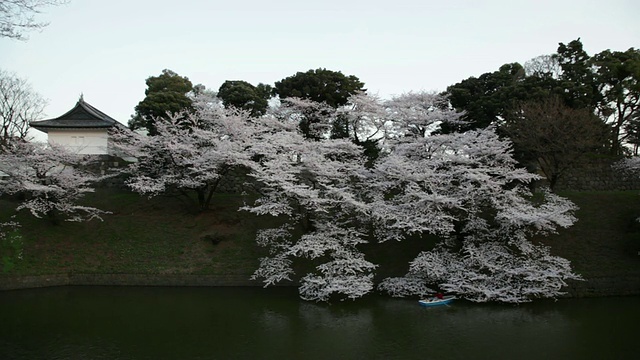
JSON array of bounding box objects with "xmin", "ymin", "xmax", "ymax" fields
[
  {"xmin": 623, "ymin": 112, "xmax": 640, "ymax": 155},
  {"xmin": 554, "ymin": 39, "xmax": 640, "ymax": 154},
  {"xmin": 274, "ymin": 68, "xmax": 365, "ymax": 139},
  {"xmin": 441, "ymin": 63, "xmax": 529, "ymax": 133},
  {"xmin": 0, "ymin": 0, "xmax": 67, "ymax": 40},
  {"xmin": 129, "ymin": 69, "xmax": 194, "ymax": 136},
  {"xmin": 444, "ymin": 54, "xmax": 586, "ymax": 135},
  {"xmin": 242, "ymin": 114, "xmax": 377, "ymax": 301},
  {"xmin": 217, "ymin": 80, "xmax": 272, "ymax": 117},
  {"xmin": 372, "ymin": 128, "xmax": 580, "ymax": 303},
  {"xmin": 591, "ymin": 48, "xmax": 640, "ymax": 155},
  {"xmin": 554, "ymin": 39, "xmax": 600, "ymax": 110},
  {"xmin": 244, "ymin": 95, "xmax": 580, "ymax": 303},
  {"xmin": 503, "ymin": 96, "xmax": 610, "ymax": 190},
  {"xmin": 274, "ymin": 68, "xmax": 365, "ymax": 108},
  {"xmin": 115, "ymin": 93, "xmax": 255, "ymax": 212},
  {"xmin": 0, "ymin": 69, "xmax": 46, "ymax": 146},
  {"xmin": 386, "ymin": 91, "xmax": 463, "ymax": 137}
]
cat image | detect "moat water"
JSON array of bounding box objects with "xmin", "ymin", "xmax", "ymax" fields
[{"xmin": 1, "ymin": 286, "xmax": 638, "ymax": 359}]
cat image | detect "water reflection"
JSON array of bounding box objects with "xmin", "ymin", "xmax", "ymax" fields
[{"xmin": 0, "ymin": 286, "xmax": 638, "ymax": 359}]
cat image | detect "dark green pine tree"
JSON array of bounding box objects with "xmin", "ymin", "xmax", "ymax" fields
[
  {"xmin": 129, "ymin": 69, "xmax": 194, "ymax": 135},
  {"xmin": 273, "ymin": 68, "xmax": 365, "ymax": 139},
  {"xmin": 217, "ymin": 80, "xmax": 272, "ymax": 117}
]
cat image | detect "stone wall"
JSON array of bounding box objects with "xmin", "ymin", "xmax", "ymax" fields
[
  {"xmin": 83, "ymin": 155, "xmax": 131, "ymax": 188},
  {"xmin": 554, "ymin": 158, "xmax": 640, "ymax": 191}
]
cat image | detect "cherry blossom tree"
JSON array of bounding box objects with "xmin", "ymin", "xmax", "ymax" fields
[
  {"xmin": 385, "ymin": 91, "xmax": 464, "ymax": 138},
  {"xmin": 245, "ymin": 93, "xmax": 580, "ymax": 303},
  {"xmin": 269, "ymin": 97, "xmax": 337, "ymax": 141},
  {"xmin": 334, "ymin": 92, "xmax": 390, "ymax": 142},
  {"xmin": 331, "ymin": 91, "xmax": 464, "ymax": 164},
  {"xmin": 242, "ymin": 114, "xmax": 377, "ymax": 301},
  {"xmin": 373, "ymin": 129, "xmax": 581, "ymax": 302},
  {"xmin": 333, "ymin": 91, "xmax": 464, "ymax": 148},
  {"xmin": 0, "ymin": 138, "xmax": 106, "ymax": 272},
  {"xmin": 331, "ymin": 92, "xmax": 391, "ymax": 165},
  {"xmin": 114, "ymin": 90, "xmax": 581, "ymax": 303},
  {"xmin": 0, "ymin": 140, "xmax": 107, "ymax": 223},
  {"xmin": 113, "ymin": 93, "xmax": 256, "ymax": 211},
  {"xmin": 615, "ymin": 156, "xmax": 640, "ymax": 173}
]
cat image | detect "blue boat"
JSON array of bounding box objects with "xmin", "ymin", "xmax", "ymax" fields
[{"xmin": 418, "ymin": 295, "xmax": 456, "ymax": 307}]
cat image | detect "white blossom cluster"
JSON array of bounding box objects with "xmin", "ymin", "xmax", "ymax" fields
[
  {"xmin": 112, "ymin": 92, "xmax": 581, "ymax": 302},
  {"xmin": 111, "ymin": 99, "xmax": 257, "ymax": 211},
  {"xmin": 614, "ymin": 156, "xmax": 640, "ymax": 173},
  {"xmin": 237, "ymin": 92, "xmax": 580, "ymax": 302},
  {"xmin": 0, "ymin": 141, "xmax": 108, "ymax": 222}
]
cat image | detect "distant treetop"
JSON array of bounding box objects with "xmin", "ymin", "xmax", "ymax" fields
[
  {"xmin": 273, "ymin": 68, "xmax": 366, "ymax": 108},
  {"xmin": 129, "ymin": 69, "xmax": 194, "ymax": 135}
]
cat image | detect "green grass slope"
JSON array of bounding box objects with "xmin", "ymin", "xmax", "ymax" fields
[
  {"xmin": 1, "ymin": 189, "xmax": 639, "ymax": 296},
  {"xmin": 0, "ymin": 189, "xmax": 266, "ymax": 276}
]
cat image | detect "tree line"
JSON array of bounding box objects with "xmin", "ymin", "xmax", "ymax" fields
[
  {"xmin": 127, "ymin": 39, "xmax": 639, "ymax": 189},
  {"xmin": 110, "ymin": 90, "xmax": 581, "ymax": 303},
  {"xmin": 1, "ymin": 37, "xmax": 639, "ymax": 302},
  {"xmin": 1, "ymin": 88, "xmax": 582, "ymax": 303}
]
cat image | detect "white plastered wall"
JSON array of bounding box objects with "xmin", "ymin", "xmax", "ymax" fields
[{"xmin": 47, "ymin": 129, "xmax": 109, "ymax": 155}]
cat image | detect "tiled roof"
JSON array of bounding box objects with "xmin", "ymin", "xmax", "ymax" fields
[{"xmin": 30, "ymin": 97, "xmax": 126, "ymax": 133}]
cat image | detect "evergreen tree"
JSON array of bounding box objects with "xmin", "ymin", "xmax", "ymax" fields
[{"xmin": 129, "ymin": 69, "xmax": 193, "ymax": 136}]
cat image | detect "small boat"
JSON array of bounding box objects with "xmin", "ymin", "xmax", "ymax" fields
[{"xmin": 418, "ymin": 295, "xmax": 456, "ymax": 307}]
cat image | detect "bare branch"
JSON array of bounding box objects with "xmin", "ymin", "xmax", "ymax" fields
[
  {"xmin": 0, "ymin": 68, "xmax": 46, "ymax": 145},
  {"xmin": 0, "ymin": 0, "xmax": 68, "ymax": 40}
]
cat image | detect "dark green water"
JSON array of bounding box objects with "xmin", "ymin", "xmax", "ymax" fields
[{"xmin": 0, "ymin": 286, "xmax": 638, "ymax": 360}]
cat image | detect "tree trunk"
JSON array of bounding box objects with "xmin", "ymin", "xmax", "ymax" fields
[{"xmin": 197, "ymin": 188, "xmax": 206, "ymax": 211}]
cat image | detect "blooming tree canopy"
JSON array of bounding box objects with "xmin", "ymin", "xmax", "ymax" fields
[
  {"xmin": 243, "ymin": 93, "xmax": 580, "ymax": 302},
  {"xmin": 241, "ymin": 112, "xmax": 376, "ymax": 301},
  {"xmin": 615, "ymin": 156, "xmax": 640, "ymax": 173},
  {"xmin": 373, "ymin": 129, "xmax": 580, "ymax": 302},
  {"xmin": 385, "ymin": 91, "xmax": 464, "ymax": 138},
  {"xmin": 0, "ymin": 141, "xmax": 107, "ymax": 223},
  {"xmin": 334, "ymin": 92, "xmax": 390, "ymax": 142},
  {"xmin": 113, "ymin": 93, "xmax": 256, "ymax": 211},
  {"xmin": 112, "ymin": 90, "xmax": 581, "ymax": 303}
]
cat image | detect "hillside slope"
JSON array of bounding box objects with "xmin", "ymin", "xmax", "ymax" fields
[{"xmin": 1, "ymin": 189, "xmax": 639, "ymax": 296}]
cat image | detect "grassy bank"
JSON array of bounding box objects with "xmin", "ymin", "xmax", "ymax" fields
[
  {"xmin": 0, "ymin": 189, "xmax": 268, "ymax": 277},
  {"xmin": 1, "ymin": 189, "xmax": 639, "ymax": 295}
]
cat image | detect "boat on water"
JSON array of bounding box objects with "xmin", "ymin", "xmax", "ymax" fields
[{"xmin": 418, "ymin": 295, "xmax": 456, "ymax": 307}]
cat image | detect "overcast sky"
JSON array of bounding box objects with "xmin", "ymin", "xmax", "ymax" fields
[{"xmin": 1, "ymin": 0, "xmax": 638, "ymax": 139}]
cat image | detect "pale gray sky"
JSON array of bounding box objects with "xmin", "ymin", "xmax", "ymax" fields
[{"xmin": 1, "ymin": 0, "xmax": 638, "ymax": 139}]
